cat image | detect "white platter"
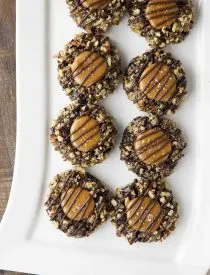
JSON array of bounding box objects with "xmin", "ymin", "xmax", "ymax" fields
[{"xmin": 0, "ymin": 0, "xmax": 210, "ymax": 274}]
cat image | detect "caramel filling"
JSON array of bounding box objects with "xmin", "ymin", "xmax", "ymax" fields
[
  {"xmin": 139, "ymin": 63, "xmax": 176, "ymax": 103},
  {"xmin": 70, "ymin": 51, "xmax": 107, "ymax": 87},
  {"xmin": 61, "ymin": 186, "xmax": 95, "ymax": 221},
  {"xmin": 125, "ymin": 196, "xmax": 163, "ymax": 233},
  {"xmin": 134, "ymin": 128, "xmax": 172, "ymax": 166},
  {"xmin": 145, "ymin": 0, "xmax": 179, "ymax": 30},
  {"xmin": 82, "ymin": 0, "xmax": 109, "ymax": 9},
  {"xmin": 70, "ymin": 115, "xmax": 101, "ymax": 152}
]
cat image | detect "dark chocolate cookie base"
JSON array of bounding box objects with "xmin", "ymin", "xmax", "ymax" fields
[
  {"xmin": 120, "ymin": 115, "xmax": 187, "ymax": 179},
  {"xmin": 45, "ymin": 169, "xmax": 109, "ymax": 238},
  {"xmin": 57, "ymin": 33, "xmax": 122, "ymax": 105},
  {"xmin": 50, "ymin": 103, "xmax": 117, "ymax": 167},
  {"xmin": 111, "ymin": 178, "xmax": 179, "ymax": 244},
  {"xmin": 128, "ymin": 0, "xmax": 194, "ymax": 47},
  {"xmin": 123, "ymin": 48, "xmax": 187, "ymax": 116},
  {"xmin": 66, "ymin": 0, "xmax": 126, "ymax": 33}
]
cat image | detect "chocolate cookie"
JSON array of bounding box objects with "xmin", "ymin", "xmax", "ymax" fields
[
  {"xmin": 50, "ymin": 103, "xmax": 117, "ymax": 167},
  {"xmin": 110, "ymin": 178, "xmax": 179, "ymax": 244},
  {"xmin": 120, "ymin": 115, "xmax": 186, "ymax": 179},
  {"xmin": 45, "ymin": 169, "xmax": 109, "ymax": 238},
  {"xmin": 128, "ymin": 0, "xmax": 194, "ymax": 47},
  {"xmin": 123, "ymin": 48, "xmax": 187, "ymax": 116},
  {"xmin": 66, "ymin": 0, "xmax": 126, "ymax": 33},
  {"xmin": 57, "ymin": 33, "xmax": 122, "ymax": 105}
]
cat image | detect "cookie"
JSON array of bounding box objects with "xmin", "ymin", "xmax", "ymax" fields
[
  {"xmin": 128, "ymin": 0, "xmax": 194, "ymax": 47},
  {"xmin": 45, "ymin": 169, "xmax": 109, "ymax": 238},
  {"xmin": 120, "ymin": 115, "xmax": 186, "ymax": 179},
  {"xmin": 123, "ymin": 48, "xmax": 187, "ymax": 116},
  {"xmin": 111, "ymin": 178, "xmax": 179, "ymax": 244},
  {"xmin": 50, "ymin": 103, "xmax": 117, "ymax": 167},
  {"xmin": 57, "ymin": 33, "xmax": 122, "ymax": 105},
  {"xmin": 66, "ymin": 0, "xmax": 126, "ymax": 33}
]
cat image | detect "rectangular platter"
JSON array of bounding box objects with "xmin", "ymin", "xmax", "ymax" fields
[{"xmin": 1, "ymin": 0, "xmax": 210, "ymax": 274}]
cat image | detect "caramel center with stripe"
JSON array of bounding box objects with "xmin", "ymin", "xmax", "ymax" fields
[
  {"xmin": 125, "ymin": 196, "xmax": 163, "ymax": 233},
  {"xmin": 82, "ymin": 0, "xmax": 109, "ymax": 9},
  {"xmin": 145, "ymin": 0, "xmax": 179, "ymax": 30},
  {"xmin": 139, "ymin": 63, "xmax": 176, "ymax": 103},
  {"xmin": 70, "ymin": 115, "xmax": 101, "ymax": 152},
  {"xmin": 61, "ymin": 186, "xmax": 95, "ymax": 221},
  {"xmin": 134, "ymin": 128, "xmax": 172, "ymax": 166},
  {"xmin": 70, "ymin": 51, "xmax": 107, "ymax": 87}
]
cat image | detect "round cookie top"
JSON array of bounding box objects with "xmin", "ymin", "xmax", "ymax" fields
[
  {"xmin": 134, "ymin": 128, "xmax": 172, "ymax": 166},
  {"xmin": 57, "ymin": 33, "xmax": 122, "ymax": 105},
  {"xmin": 70, "ymin": 51, "xmax": 107, "ymax": 87},
  {"xmin": 70, "ymin": 115, "xmax": 101, "ymax": 152},
  {"xmin": 61, "ymin": 186, "xmax": 95, "ymax": 221},
  {"xmin": 120, "ymin": 115, "xmax": 187, "ymax": 179},
  {"xmin": 145, "ymin": 0, "xmax": 179, "ymax": 30},
  {"xmin": 45, "ymin": 169, "xmax": 109, "ymax": 238},
  {"xmin": 110, "ymin": 178, "xmax": 179, "ymax": 244},
  {"xmin": 125, "ymin": 196, "xmax": 163, "ymax": 233},
  {"xmin": 50, "ymin": 104, "xmax": 117, "ymax": 167},
  {"xmin": 127, "ymin": 0, "xmax": 194, "ymax": 47},
  {"xmin": 123, "ymin": 49, "xmax": 187, "ymax": 116},
  {"xmin": 139, "ymin": 63, "xmax": 177, "ymax": 103}
]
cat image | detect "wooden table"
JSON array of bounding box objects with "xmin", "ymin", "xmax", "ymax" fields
[
  {"xmin": 0, "ymin": 1, "xmax": 30, "ymax": 274},
  {"xmin": 0, "ymin": 1, "xmax": 209, "ymax": 275}
]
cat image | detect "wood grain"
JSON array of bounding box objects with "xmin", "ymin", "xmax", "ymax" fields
[
  {"xmin": 0, "ymin": 0, "xmax": 16, "ymax": 218},
  {"xmin": 0, "ymin": 0, "xmax": 27, "ymax": 274}
]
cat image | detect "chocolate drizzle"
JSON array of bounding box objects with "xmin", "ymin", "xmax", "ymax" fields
[
  {"xmin": 50, "ymin": 104, "xmax": 116, "ymax": 167},
  {"xmin": 116, "ymin": 180, "xmax": 153, "ymax": 227},
  {"xmin": 45, "ymin": 169, "xmax": 110, "ymax": 238},
  {"xmin": 70, "ymin": 63, "xmax": 116, "ymax": 102},
  {"xmin": 78, "ymin": 10, "xmax": 96, "ymax": 27},
  {"xmin": 71, "ymin": 124, "xmax": 99, "ymax": 144},
  {"xmin": 70, "ymin": 190, "xmax": 94, "ymax": 220},
  {"xmin": 60, "ymin": 186, "xmax": 101, "ymax": 233},
  {"xmin": 70, "ymin": 0, "xmax": 111, "ymax": 28},
  {"xmin": 116, "ymin": 180, "xmax": 174, "ymax": 242},
  {"xmin": 71, "ymin": 0, "xmax": 109, "ymax": 15},
  {"xmin": 55, "ymin": 108, "xmax": 98, "ymax": 143},
  {"xmin": 131, "ymin": 57, "xmax": 179, "ymax": 108},
  {"xmin": 70, "ymin": 0, "xmax": 87, "ymax": 14},
  {"xmin": 70, "ymin": 51, "xmax": 107, "ymax": 88},
  {"xmin": 138, "ymin": 63, "xmax": 165, "ymax": 100},
  {"xmin": 142, "ymin": 139, "xmax": 170, "ymax": 162},
  {"xmin": 47, "ymin": 173, "xmax": 72, "ymax": 210},
  {"xmin": 70, "ymin": 116, "xmax": 93, "ymax": 136},
  {"xmin": 130, "ymin": 191, "xmax": 162, "ymax": 231},
  {"xmin": 47, "ymin": 174, "xmax": 98, "ymax": 226},
  {"xmin": 147, "ymin": 0, "xmax": 187, "ymax": 7},
  {"xmin": 67, "ymin": 48, "xmax": 115, "ymax": 102},
  {"xmin": 146, "ymin": 3, "xmax": 177, "ymax": 14},
  {"xmin": 141, "ymin": 194, "xmax": 172, "ymax": 242},
  {"xmin": 145, "ymin": 0, "xmax": 179, "ymax": 30},
  {"xmin": 70, "ymin": 116, "xmax": 101, "ymax": 152},
  {"xmin": 60, "ymin": 187, "xmax": 84, "ymax": 223},
  {"xmin": 155, "ymin": 14, "xmax": 177, "ymax": 28},
  {"xmin": 141, "ymin": 201, "xmax": 168, "ymax": 241},
  {"xmin": 145, "ymin": 67, "xmax": 184, "ymax": 112},
  {"xmin": 70, "ymin": 51, "xmax": 94, "ymax": 77},
  {"xmin": 136, "ymin": 134, "xmax": 167, "ymax": 155},
  {"xmin": 127, "ymin": 49, "xmax": 157, "ymax": 93},
  {"xmin": 75, "ymin": 129, "xmax": 101, "ymax": 150},
  {"xmin": 135, "ymin": 128, "xmax": 158, "ymax": 142},
  {"xmin": 134, "ymin": 128, "xmax": 172, "ymax": 166}
]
